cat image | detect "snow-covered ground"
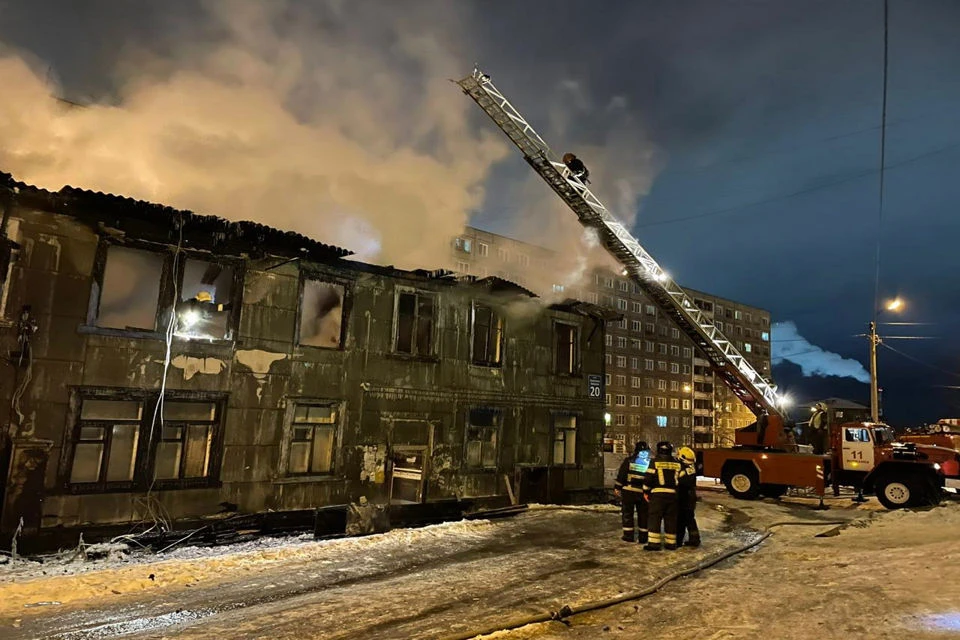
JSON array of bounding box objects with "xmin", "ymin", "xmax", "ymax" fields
[{"xmin": 1, "ymin": 494, "xmax": 952, "ymax": 639}]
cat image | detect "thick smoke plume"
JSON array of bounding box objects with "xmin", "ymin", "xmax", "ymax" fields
[
  {"xmin": 0, "ymin": 1, "xmax": 508, "ymax": 268},
  {"xmin": 772, "ymin": 320, "xmax": 870, "ymax": 383}
]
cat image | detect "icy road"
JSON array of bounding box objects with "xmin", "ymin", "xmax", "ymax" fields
[{"xmin": 1, "ymin": 491, "xmax": 958, "ymax": 639}]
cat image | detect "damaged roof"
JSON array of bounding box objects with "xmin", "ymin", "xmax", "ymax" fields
[
  {"xmin": 550, "ymin": 298, "xmax": 623, "ymax": 322},
  {"xmin": 0, "ymin": 171, "xmax": 352, "ymax": 262}
]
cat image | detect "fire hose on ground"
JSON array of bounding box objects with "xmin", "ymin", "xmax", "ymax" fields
[{"xmin": 439, "ymin": 519, "xmax": 849, "ymax": 640}]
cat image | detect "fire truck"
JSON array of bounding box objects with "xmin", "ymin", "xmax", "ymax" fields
[{"xmin": 456, "ymin": 67, "xmax": 960, "ymax": 509}]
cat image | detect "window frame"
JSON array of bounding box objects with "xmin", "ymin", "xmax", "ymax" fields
[
  {"xmin": 296, "ymin": 270, "xmax": 352, "ymax": 350},
  {"xmin": 554, "ymin": 320, "xmax": 581, "ymax": 376},
  {"xmin": 392, "ymin": 286, "xmax": 439, "ymax": 360},
  {"xmin": 283, "ymin": 400, "xmax": 342, "ymax": 478},
  {"xmin": 464, "ymin": 407, "xmax": 502, "ymax": 471},
  {"xmin": 60, "ymin": 387, "xmax": 227, "ymax": 493},
  {"xmin": 86, "ymin": 238, "xmax": 244, "ymax": 342},
  {"xmin": 470, "ymin": 301, "xmax": 505, "ymax": 368},
  {"xmin": 551, "ymin": 412, "xmax": 580, "ymax": 467}
]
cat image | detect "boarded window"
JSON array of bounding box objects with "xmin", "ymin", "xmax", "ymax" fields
[
  {"xmin": 97, "ymin": 246, "xmax": 163, "ymax": 330},
  {"xmin": 288, "ymin": 404, "xmax": 337, "ymax": 475},
  {"xmin": 395, "ymin": 291, "xmax": 435, "ymax": 356},
  {"xmin": 176, "ymin": 259, "xmax": 236, "ymax": 340},
  {"xmin": 472, "ymin": 303, "xmax": 503, "ymax": 366},
  {"xmin": 299, "ymin": 281, "xmax": 345, "ymax": 348},
  {"xmin": 466, "ymin": 409, "xmax": 499, "ymax": 469},
  {"xmin": 69, "ymin": 399, "xmax": 144, "ymax": 485},
  {"xmin": 553, "ymin": 415, "xmax": 577, "ymax": 466},
  {"xmin": 554, "ymin": 323, "xmax": 577, "ymax": 373}
]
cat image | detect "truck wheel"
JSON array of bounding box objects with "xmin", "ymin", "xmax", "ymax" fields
[
  {"xmin": 760, "ymin": 484, "xmax": 787, "ymax": 499},
  {"xmin": 875, "ymin": 476, "xmax": 917, "ymax": 509},
  {"xmin": 723, "ymin": 466, "xmax": 761, "ymax": 500}
]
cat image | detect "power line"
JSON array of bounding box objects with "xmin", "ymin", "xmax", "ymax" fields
[
  {"xmin": 879, "ymin": 342, "xmax": 960, "ymax": 380},
  {"xmin": 872, "ymin": 0, "xmax": 889, "ymax": 326}
]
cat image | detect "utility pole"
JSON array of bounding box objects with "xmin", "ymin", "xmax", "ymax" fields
[{"xmin": 869, "ymin": 321, "xmax": 880, "ymax": 422}]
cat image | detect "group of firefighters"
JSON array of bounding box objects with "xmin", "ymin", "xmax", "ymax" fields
[{"xmin": 613, "ymin": 441, "xmax": 700, "ymax": 551}]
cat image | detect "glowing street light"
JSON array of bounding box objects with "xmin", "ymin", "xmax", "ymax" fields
[
  {"xmin": 869, "ymin": 297, "xmax": 905, "ymax": 422},
  {"xmin": 885, "ymin": 298, "xmax": 903, "ymax": 312},
  {"xmin": 683, "ymin": 384, "xmax": 692, "ymax": 393}
]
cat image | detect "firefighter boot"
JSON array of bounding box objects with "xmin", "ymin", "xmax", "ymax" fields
[{"xmin": 637, "ymin": 529, "xmax": 648, "ymax": 544}]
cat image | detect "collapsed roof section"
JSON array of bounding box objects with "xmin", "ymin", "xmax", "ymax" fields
[
  {"xmin": 0, "ymin": 171, "xmax": 352, "ymax": 264},
  {"xmin": 550, "ymin": 298, "xmax": 623, "ymax": 322}
]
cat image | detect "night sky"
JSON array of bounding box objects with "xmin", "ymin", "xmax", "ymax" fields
[{"xmin": 2, "ymin": 1, "xmax": 959, "ymax": 424}]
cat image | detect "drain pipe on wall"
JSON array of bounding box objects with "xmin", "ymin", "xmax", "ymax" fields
[{"xmin": 439, "ymin": 519, "xmax": 847, "ymax": 640}]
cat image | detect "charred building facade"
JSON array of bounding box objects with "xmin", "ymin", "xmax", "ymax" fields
[{"xmin": 0, "ymin": 174, "xmax": 609, "ymax": 545}]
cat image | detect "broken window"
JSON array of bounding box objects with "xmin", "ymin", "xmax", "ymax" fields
[
  {"xmin": 69, "ymin": 399, "xmax": 144, "ymax": 485},
  {"xmin": 299, "ymin": 280, "xmax": 345, "ymax": 348},
  {"xmin": 97, "ymin": 246, "xmax": 164, "ymax": 331},
  {"xmin": 471, "ymin": 303, "xmax": 503, "ymax": 366},
  {"xmin": 555, "ymin": 322, "xmax": 577, "ymax": 374},
  {"xmin": 288, "ymin": 404, "xmax": 337, "ymax": 475},
  {"xmin": 553, "ymin": 415, "xmax": 577, "ymax": 466},
  {"xmin": 176, "ymin": 259, "xmax": 236, "ymax": 341},
  {"xmin": 153, "ymin": 401, "xmax": 217, "ymax": 481},
  {"xmin": 465, "ymin": 408, "xmax": 500, "ymax": 469},
  {"xmin": 395, "ymin": 290, "xmax": 436, "ymax": 357}
]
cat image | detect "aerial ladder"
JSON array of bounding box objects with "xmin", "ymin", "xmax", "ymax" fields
[{"xmin": 456, "ymin": 67, "xmax": 790, "ymax": 450}]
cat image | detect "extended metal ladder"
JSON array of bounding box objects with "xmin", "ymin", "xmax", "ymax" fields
[{"xmin": 457, "ymin": 67, "xmax": 782, "ymax": 418}]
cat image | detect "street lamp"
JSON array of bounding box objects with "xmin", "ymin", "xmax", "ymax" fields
[{"xmin": 869, "ymin": 297, "xmax": 904, "ymax": 422}]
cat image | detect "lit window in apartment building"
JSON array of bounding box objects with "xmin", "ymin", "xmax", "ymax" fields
[
  {"xmin": 683, "ymin": 364, "xmax": 691, "ymax": 374},
  {"xmin": 658, "ymin": 343, "xmax": 667, "ymax": 354},
  {"xmin": 645, "ymin": 323, "xmax": 655, "ymax": 334},
  {"xmin": 454, "ymin": 237, "xmax": 472, "ymax": 253},
  {"xmin": 657, "ymin": 397, "xmax": 667, "ymax": 409},
  {"xmin": 670, "ymin": 380, "xmax": 679, "ymax": 391},
  {"xmin": 619, "ymin": 280, "xmax": 629, "ymax": 292},
  {"xmin": 671, "ymin": 398, "xmax": 679, "ymax": 409},
  {"xmin": 605, "ymin": 334, "xmax": 613, "ymax": 347},
  {"xmin": 605, "ymin": 393, "xmax": 611, "ymax": 405},
  {"xmin": 631, "ymin": 396, "xmax": 640, "ymax": 407},
  {"xmin": 657, "ymin": 379, "xmax": 667, "ymax": 391},
  {"xmin": 605, "ymin": 373, "xmax": 612, "ymax": 385},
  {"xmin": 606, "ymin": 354, "xmax": 612, "ymax": 365},
  {"xmin": 616, "ymin": 394, "xmax": 626, "ymax": 406},
  {"xmin": 615, "ymin": 415, "xmax": 626, "ymax": 426},
  {"xmin": 645, "ymin": 340, "xmax": 654, "ymax": 352},
  {"xmin": 683, "ymin": 347, "xmax": 692, "ymax": 358},
  {"xmin": 683, "ymin": 399, "xmax": 691, "ymax": 410},
  {"xmin": 645, "ymin": 305, "xmax": 656, "ymax": 316},
  {"xmin": 671, "ymin": 345, "xmax": 680, "ymax": 356},
  {"xmin": 735, "ymin": 310, "xmax": 743, "ymax": 320},
  {"xmin": 672, "ymin": 328, "xmax": 680, "ymax": 339},
  {"xmin": 632, "ymin": 339, "xmax": 642, "ymax": 351},
  {"xmin": 616, "ymin": 355, "xmax": 627, "ymax": 368},
  {"xmin": 477, "ymin": 242, "xmax": 489, "ymax": 257},
  {"xmin": 645, "ymin": 396, "xmax": 654, "ymax": 407},
  {"xmin": 631, "ymin": 320, "xmax": 641, "ymax": 332},
  {"xmin": 616, "ymin": 375, "xmax": 626, "ymax": 387},
  {"xmin": 617, "ymin": 298, "xmax": 628, "ymax": 310},
  {"xmin": 631, "ymin": 302, "xmax": 642, "ymax": 313},
  {"xmin": 645, "ymin": 359, "xmax": 654, "ymax": 371},
  {"xmin": 657, "ymin": 361, "xmax": 667, "ymax": 371},
  {"xmin": 657, "ymin": 415, "xmax": 668, "ymax": 428},
  {"xmin": 617, "ymin": 336, "xmax": 627, "ymax": 349},
  {"xmin": 761, "ymin": 331, "xmax": 769, "ymax": 341},
  {"xmin": 744, "ymin": 343, "xmax": 752, "ymax": 353},
  {"xmin": 631, "ymin": 376, "xmax": 641, "ymax": 388},
  {"xmin": 552, "ymin": 284, "xmax": 565, "ymax": 293},
  {"xmin": 671, "ymin": 363, "xmax": 680, "ymax": 374}
]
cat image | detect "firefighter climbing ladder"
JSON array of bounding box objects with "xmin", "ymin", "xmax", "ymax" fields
[{"xmin": 457, "ymin": 67, "xmax": 782, "ymax": 418}]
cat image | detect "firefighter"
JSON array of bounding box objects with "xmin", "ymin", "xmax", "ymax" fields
[
  {"xmin": 562, "ymin": 153, "xmax": 590, "ymax": 184},
  {"xmin": 643, "ymin": 441, "xmax": 683, "ymax": 551},
  {"xmin": 614, "ymin": 441, "xmax": 651, "ymax": 543},
  {"xmin": 676, "ymin": 446, "xmax": 701, "ymax": 548},
  {"xmin": 809, "ymin": 402, "xmax": 829, "ymax": 454}
]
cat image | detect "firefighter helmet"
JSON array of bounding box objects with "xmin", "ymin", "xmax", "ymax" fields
[
  {"xmin": 656, "ymin": 441, "xmax": 673, "ymax": 457},
  {"xmin": 194, "ymin": 290, "xmax": 213, "ymax": 303},
  {"xmin": 562, "ymin": 152, "xmax": 576, "ymax": 164},
  {"xmin": 678, "ymin": 446, "xmax": 696, "ymax": 464},
  {"xmin": 634, "ymin": 440, "xmax": 650, "ymax": 454}
]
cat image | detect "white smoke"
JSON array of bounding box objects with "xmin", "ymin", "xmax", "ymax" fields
[{"xmin": 771, "ymin": 320, "xmax": 869, "ymax": 383}]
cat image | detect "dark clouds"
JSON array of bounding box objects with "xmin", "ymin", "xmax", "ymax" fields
[{"xmin": 2, "ymin": 0, "xmax": 959, "ymax": 423}]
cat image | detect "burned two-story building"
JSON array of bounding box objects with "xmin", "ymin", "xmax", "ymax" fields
[{"xmin": 0, "ymin": 173, "xmax": 611, "ymax": 547}]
